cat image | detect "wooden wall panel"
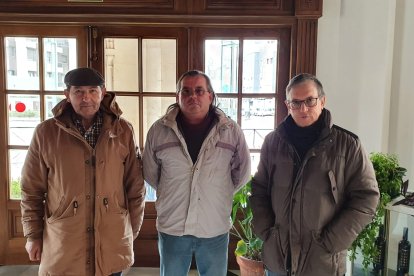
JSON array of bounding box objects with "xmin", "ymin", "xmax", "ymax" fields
[
  {"xmin": 6, "ymin": 238, "xmax": 33, "ymax": 265},
  {"xmin": 9, "ymin": 210, "xmax": 24, "ymax": 239},
  {"xmin": 0, "ymin": 0, "xmax": 297, "ymax": 16},
  {"xmin": 295, "ymin": 19, "xmax": 318, "ymax": 75},
  {"xmin": 193, "ymin": 0, "xmax": 293, "ymax": 15},
  {"xmin": 295, "ymin": 0, "xmax": 323, "ymax": 16},
  {"xmin": 0, "ymin": 0, "xmax": 186, "ymax": 15},
  {"xmin": 0, "ymin": 32, "xmax": 6, "ymax": 264}
]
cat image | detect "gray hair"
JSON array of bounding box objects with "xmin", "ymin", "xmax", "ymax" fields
[{"xmin": 286, "ymin": 73, "xmax": 325, "ymax": 99}]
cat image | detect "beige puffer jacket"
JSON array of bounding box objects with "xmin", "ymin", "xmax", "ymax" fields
[{"xmin": 143, "ymin": 106, "xmax": 251, "ymax": 238}]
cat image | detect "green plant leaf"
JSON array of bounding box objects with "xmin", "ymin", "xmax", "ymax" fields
[
  {"xmin": 235, "ymin": 239, "xmax": 247, "ymax": 256},
  {"xmin": 231, "ymin": 177, "xmax": 263, "ymax": 261},
  {"xmin": 349, "ymin": 152, "xmax": 407, "ymax": 271}
]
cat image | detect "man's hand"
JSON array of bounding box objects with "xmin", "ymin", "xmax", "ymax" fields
[{"xmin": 25, "ymin": 239, "xmax": 42, "ymax": 261}]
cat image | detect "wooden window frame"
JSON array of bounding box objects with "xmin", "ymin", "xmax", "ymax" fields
[{"xmin": 0, "ymin": 25, "xmax": 88, "ymax": 264}]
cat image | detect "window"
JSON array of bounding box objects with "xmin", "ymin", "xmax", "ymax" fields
[
  {"xmin": 26, "ymin": 46, "xmax": 37, "ymax": 61},
  {"xmin": 3, "ymin": 29, "xmax": 85, "ymax": 201},
  {"xmin": 103, "ymin": 37, "xmax": 177, "ymax": 201},
  {"xmin": 205, "ymin": 39, "xmax": 277, "ymax": 151},
  {"xmin": 95, "ymin": 25, "xmax": 190, "ymax": 203},
  {"xmin": 195, "ymin": 28, "xmax": 291, "ymax": 172}
]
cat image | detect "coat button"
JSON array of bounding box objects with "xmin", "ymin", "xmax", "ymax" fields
[
  {"xmin": 86, "ymin": 195, "xmax": 91, "ymax": 199},
  {"xmin": 85, "ymin": 160, "xmax": 90, "ymax": 164},
  {"xmin": 87, "ymin": 227, "xmax": 92, "ymax": 232}
]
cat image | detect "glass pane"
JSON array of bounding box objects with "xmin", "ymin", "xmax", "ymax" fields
[
  {"xmin": 145, "ymin": 182, "xmax": 157, "ymax": 202},
  {"xmin": 8, "ymin": 94, "xmax": 41, "ymax": 146},
  {"xmin": 242, "ymin": 98, "xmax": 275, "ymax": 149},
  {"xmin": 9, "ymin": 149, "xmax": 27, "ymax": 200},
  {"xmin": 205, "ymin": 40, "xmax": 239, "ymax": 93},
  {"xmin": 5, "ymin": 37, "xmax": 40, "ymax": 90},
  {"xmin": 143, "ymin": 96, "xmax": 175, "ymax": 202},
  {"xmin": 104, "ymin": 38, "xmax": 139, "ymax": 92},
  {"xmin": 143, "ymin": 97, "xmax": 175, "ymax": 143},
  {"xmin": 43, "ymin": 38, "xmax": 77, "ymax": 91},
  {"xmin": 45, "ymin": 95, "xmax": 65, "ymax": 119},
  {"xmin": 116, "ymin": 95, "xmax": 139, "ymax": 143},
  {"xmin": 250, "ymin": 152, "xmax": 260, "ymax": 175},
  {"xmin": 242, "ymin": 40, "xmax": 278, "ymax": 94},
  {"xmin": 217, "ymin": 97, "xmax": 237, "ymax": 121},
  {"xmin": 142, "ymin": 39, "xmax": 176, "ymax": 92}
]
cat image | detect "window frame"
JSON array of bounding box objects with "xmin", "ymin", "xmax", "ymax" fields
[
  {"xmin": 0, "ymin": 25, "xmax": 88, "ymax": 265},
  {"xmin": 191, "ymin": 27, "xmax": 291, "ymax": 152}
]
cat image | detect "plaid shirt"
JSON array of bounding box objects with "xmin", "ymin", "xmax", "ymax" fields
[{"xmin": 72, "ymin": 111, "xmax": 103, "ymax": 148}]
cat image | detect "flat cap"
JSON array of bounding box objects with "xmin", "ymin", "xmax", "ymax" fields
[{"xmin": 64, "ymin": 67, "xmax": 105, "ymax": 86}]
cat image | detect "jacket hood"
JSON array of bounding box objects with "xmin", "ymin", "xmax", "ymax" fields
[{"xmin": 52, "ymin": 91, "xmax": 122, "ymax": 118}]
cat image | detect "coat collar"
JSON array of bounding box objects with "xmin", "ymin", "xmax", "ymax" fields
[
  {"xmin": 162, "ymin": 105, "xmax": 230, "ymax": 129},
  {"xmin": 278, "ymin": 108, "xmax": 333, "ymax": 142},
  {"xmin": 52, "ymin": 91, "xmax": 122, "ymax": 119},
  {"xmin": 52, "ymin": 92, "xmax": 125, "ymax": 137}
]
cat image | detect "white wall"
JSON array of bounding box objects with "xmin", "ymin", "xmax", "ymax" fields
[
  {"xmin": 388, "ymin": 0, "xmax": 414, "ymax": 184},
  {"xmin": 317, "ymin": 0, "xmax": 414, "ymax": 273},
  {"xmin": 317, "ymin": 0, "xmax": 414, "ymax": 186}
]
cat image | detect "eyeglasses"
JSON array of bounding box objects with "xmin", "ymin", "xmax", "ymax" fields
[
  {"xmin": 179, "ymin": 88, "xmax": 208, "ymax": 97},
  {"xmin": 286, "ymin": 97, "xmax": 319, "ymax": 110}
]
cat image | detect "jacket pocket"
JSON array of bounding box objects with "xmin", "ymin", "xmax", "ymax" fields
[
  {"xmin": 42, "ymin": 197, "xmax": 85, "ymax": 275},
  {"xmin": 261, "ymin": 226, "xmax": 286, "ymax": 273},
  {"xmin": 102, "ymin": 196, "xmax": 128, "ymax": 215},
  {"xmin": 47, "ymin": 196, "xmax": 79, "ymax": 224},
  {"xmin": 328, "ymin": 170, "xmax": 338, "ymax": 204},
  {"xmin": 97, "ymin": 197, "xmax": 133, "ymax": 274},
  {"xmin": 298, "ymin": 233, "xmax": 337, "ymax": 275}
]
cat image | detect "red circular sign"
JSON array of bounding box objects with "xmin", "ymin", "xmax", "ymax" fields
[{"xmin": 15, "ymin": 102, "xmax": 26, "ymax": 113}]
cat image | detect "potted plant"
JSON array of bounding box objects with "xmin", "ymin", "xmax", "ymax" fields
[
  {"xmin": 231, "ymin": 178, "xmax": 264, "ymax": 276},
  {"xmin": 349, "ymin": 152, "xmax": 407, "ymax": 273}
]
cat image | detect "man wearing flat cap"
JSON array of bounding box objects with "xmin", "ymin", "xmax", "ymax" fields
[{"xmin": 20, "ymin": 67, "xmax": 146, "ymax": 276}]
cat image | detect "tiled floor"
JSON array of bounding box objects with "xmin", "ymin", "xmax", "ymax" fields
[{"xmin": 0, "ymin": 266, "xmax": 240, "ymax": 276}]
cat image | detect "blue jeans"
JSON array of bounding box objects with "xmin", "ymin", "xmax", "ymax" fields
[
  {"xmin": 266, "ymin": 269, "xmax": 287, "ymax": 276},
  {"xmin": 111, "ymin": 272, "xmax": 122, "ymax": 276},
  {"xmin": 158, "ymin": 232, "xmax": 229, "ymax": 276}
]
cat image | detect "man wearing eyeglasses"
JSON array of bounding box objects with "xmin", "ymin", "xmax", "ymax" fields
[
  {"xmin": 143, "ymin": 70, "xmax": 251, "ymax": 276},
  {"xmin": 250, "ymin": 73, "xmax": 380, "ymax": 276}
]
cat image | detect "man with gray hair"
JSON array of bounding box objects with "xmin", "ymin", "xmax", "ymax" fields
[{"xmin": 251, "ymin": 73, "xmax": 379, "ymax": 276}]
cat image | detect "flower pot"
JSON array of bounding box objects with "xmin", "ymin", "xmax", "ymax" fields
[{"xmin": 236, "ymin": 255, "xmax": 265, "ymax": 276}]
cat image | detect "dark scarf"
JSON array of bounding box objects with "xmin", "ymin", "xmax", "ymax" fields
[{"xmin": 285, "ymin": 109, "xmax": 327, "ymax": 160}]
